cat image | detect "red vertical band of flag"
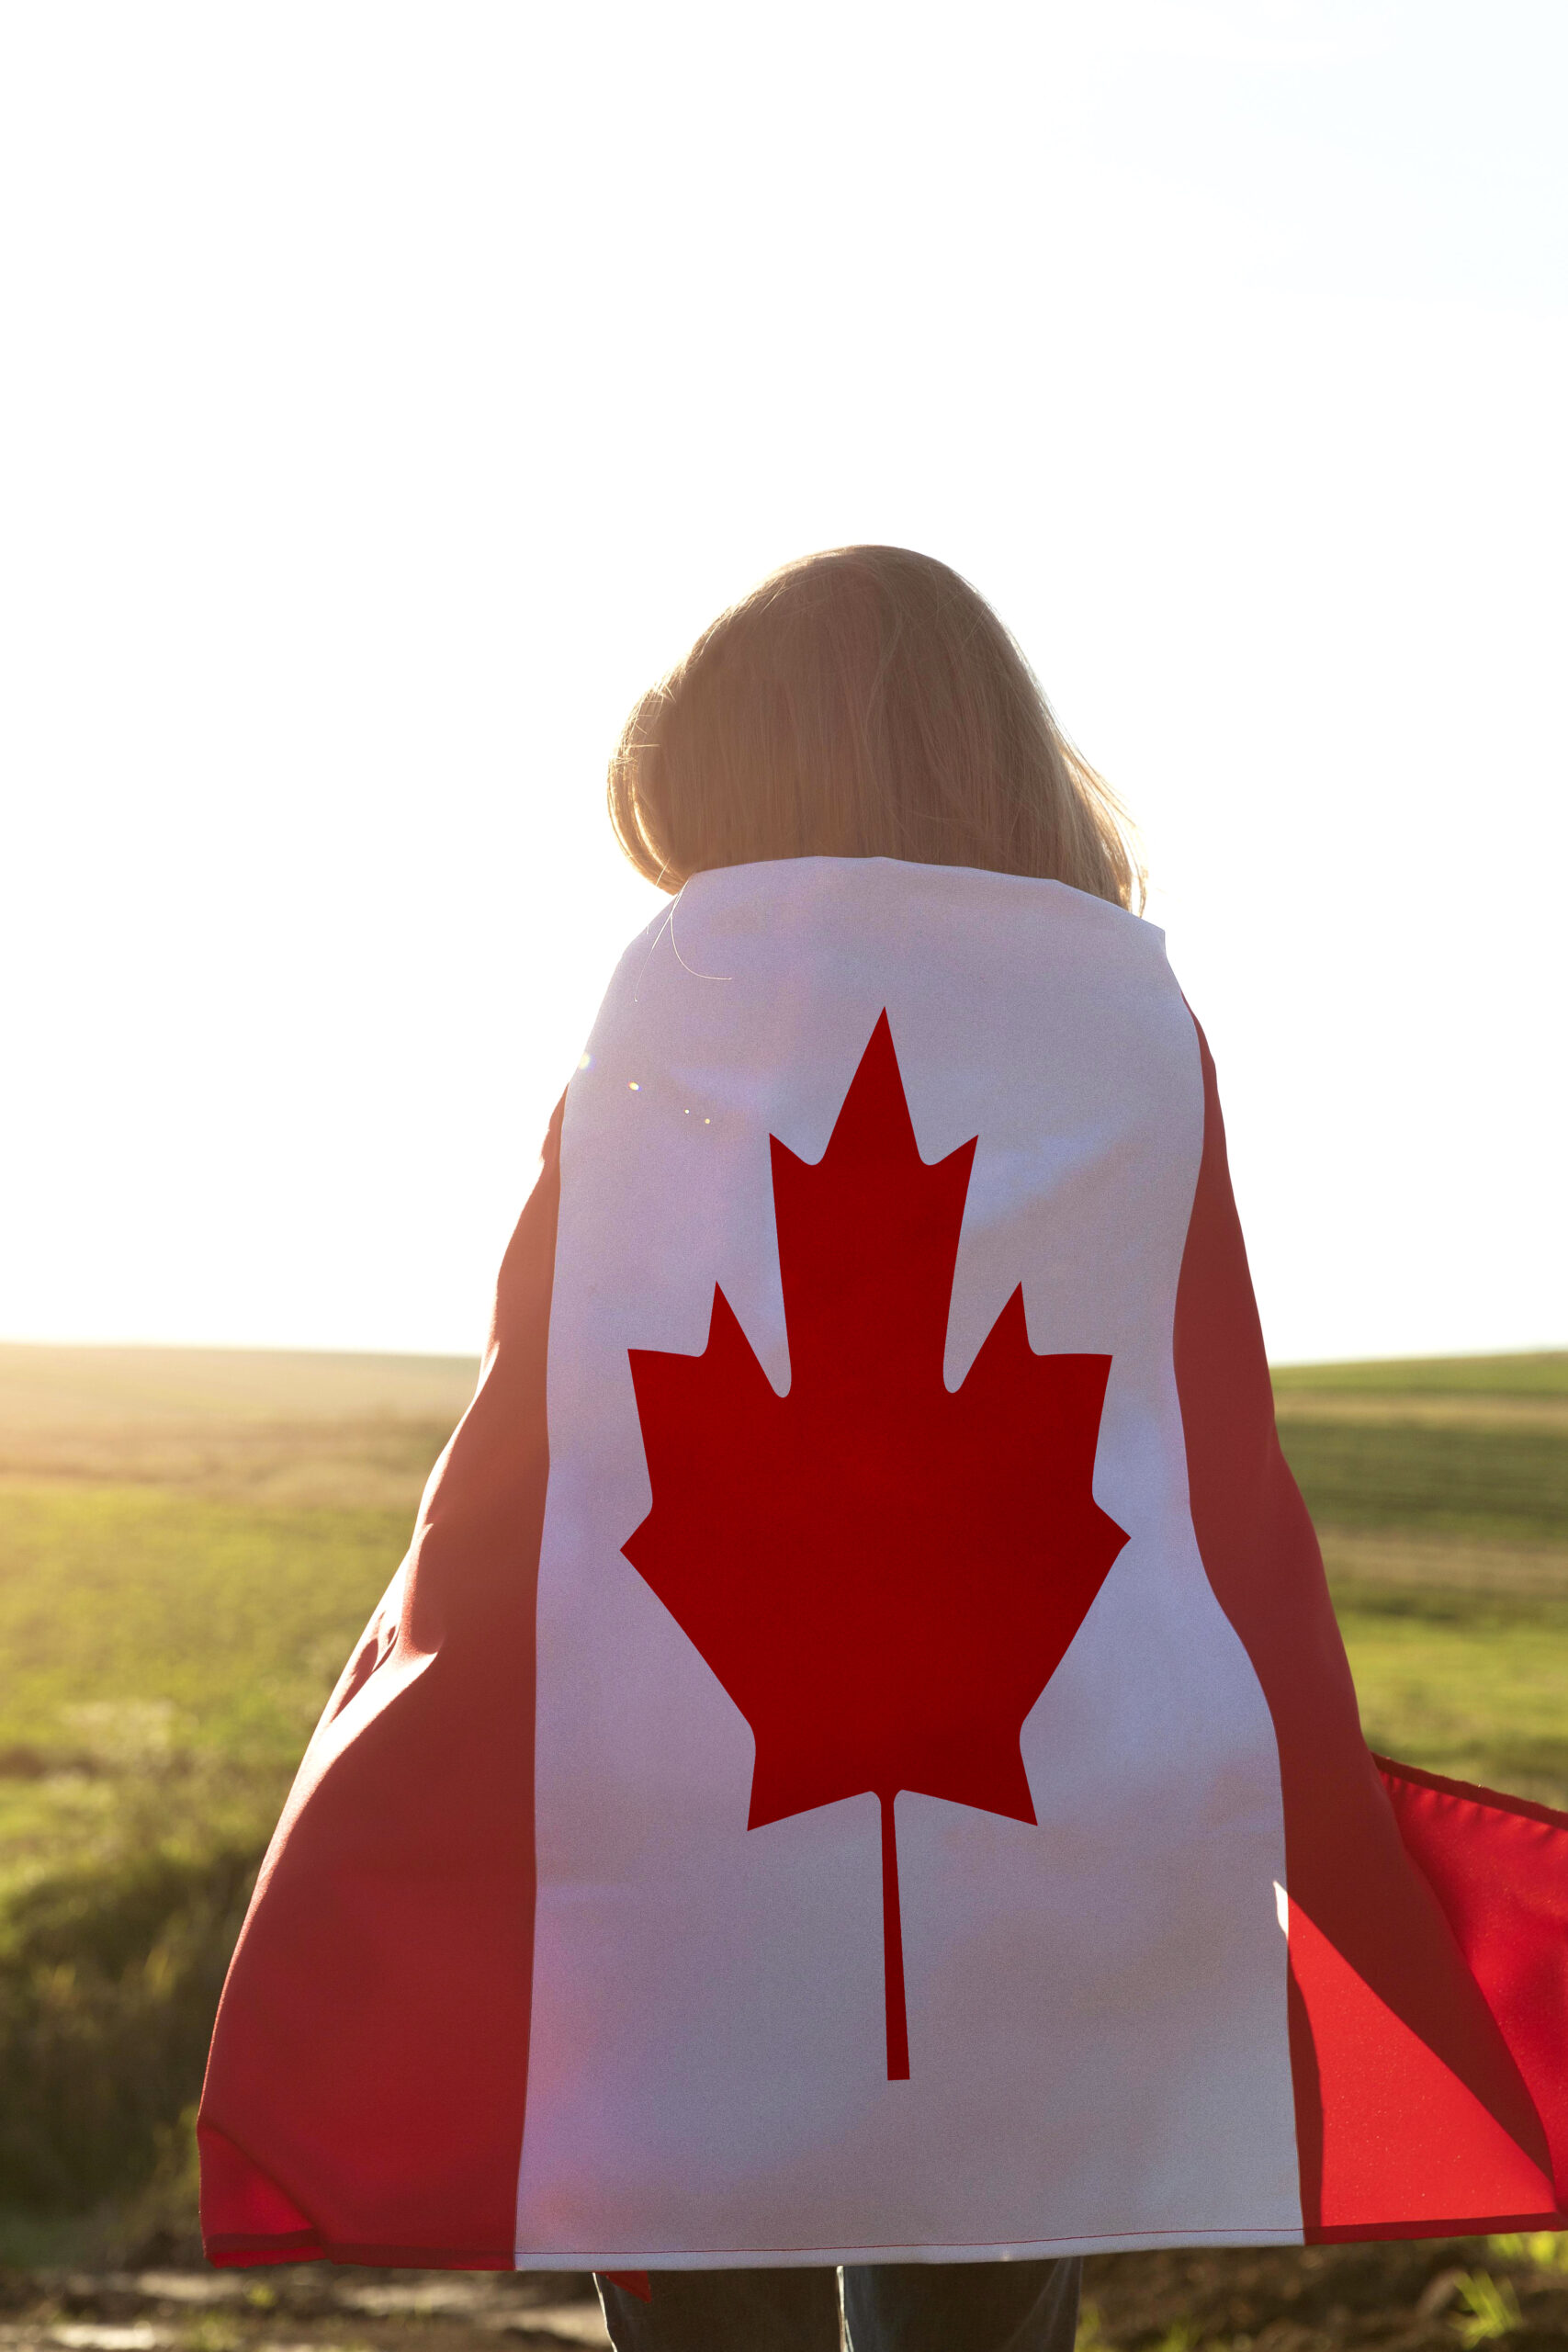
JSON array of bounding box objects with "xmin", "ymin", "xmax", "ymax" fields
[
  {"xmin": 197, "ymin": 1104, "xmax": 564, "ymax": 2267},
  {"xmin": 1172, "ymin": 1018, "xmax": 1557, "ymax": 2238},
  {"xmin": 1378, "ymin": 1758, "xmax": 1568, "ymax": 2212}
]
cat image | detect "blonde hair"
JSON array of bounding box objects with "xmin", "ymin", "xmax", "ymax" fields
[{"xmin": 608, "ymin": 546, "xmax": 1143, "ymax": 910}]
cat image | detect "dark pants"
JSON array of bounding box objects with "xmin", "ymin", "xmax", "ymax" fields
[{"xmin": 596, "ymin": 2257, "xmax": 1081, "ymax": 2352}]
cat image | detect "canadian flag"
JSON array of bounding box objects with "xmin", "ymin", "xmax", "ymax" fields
[{"xmin": 199, "ymin": 858, "xmax": 1568, "ymax": 2272}]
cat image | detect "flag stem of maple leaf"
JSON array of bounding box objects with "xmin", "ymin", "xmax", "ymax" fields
[{"xmin": 879, "ymin": 1791, "xmax": 910, "ymax": 2081}]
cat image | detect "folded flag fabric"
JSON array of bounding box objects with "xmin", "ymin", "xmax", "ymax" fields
[{"xmin": 198, "ymin": 857, "xmax": 1568, "ymax": 2272}]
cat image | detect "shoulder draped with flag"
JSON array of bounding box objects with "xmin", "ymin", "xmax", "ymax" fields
[{"xmin": 198, "ymin": 857, "xmax": 1568, "ymax": 2271}]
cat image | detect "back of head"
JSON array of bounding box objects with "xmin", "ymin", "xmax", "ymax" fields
[{"xmin": 608, "ymin": 545, "xmax": 1142, "ymax": 910}]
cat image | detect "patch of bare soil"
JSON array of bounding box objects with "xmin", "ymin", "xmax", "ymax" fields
[
  {"xmin": 5, "ymin": 2243, "xmax": 1568, "ymax": 2352},
  {"xmin": 1081, "ymin": 2241, "xmax": 1568, "ymax": 2351},
  {"xmin": 0, "ymin": 2267, "xmax": 607, "ymax": 2352}
]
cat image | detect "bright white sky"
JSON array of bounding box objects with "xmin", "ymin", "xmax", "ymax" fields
[{"xmin": 2, "ymin": 0, "xmax": 1564, "ymax": 1365}]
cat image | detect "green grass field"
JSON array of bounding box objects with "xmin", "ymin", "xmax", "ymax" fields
[
  {"xmin": 0, "ymin": 1346, "xmax": 479, "ymax": 2233},
  {"xmin": 1271, "ymin": 1351, "xmax": 1568, "ymax": 1808},
  {"xmin": 0, "ymin": 1339, "xmax": 1562, "ymax": 2240}
]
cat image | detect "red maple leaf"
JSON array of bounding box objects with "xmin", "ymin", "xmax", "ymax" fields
[{"xmin": 623, "ymin": 1012, "xmax": 1128, "ymax": 2078}]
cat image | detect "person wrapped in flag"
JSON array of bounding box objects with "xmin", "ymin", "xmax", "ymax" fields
[{"xmin": 198, "ymin": 548, "xmax": 1568, "ymax": 2352}]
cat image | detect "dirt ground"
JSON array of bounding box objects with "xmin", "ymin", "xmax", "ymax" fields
[
  {"xmin": 1081, "ymin": 2241, "xmax": 1568, "ymax": 2352},
  {"xmin": 4, "ymin": 2241, "xmax": 1568, "ymax": 2352},
  {"xmin": 0, "ymin": 2264, "xmax": 610, "ymax": 2351}
]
